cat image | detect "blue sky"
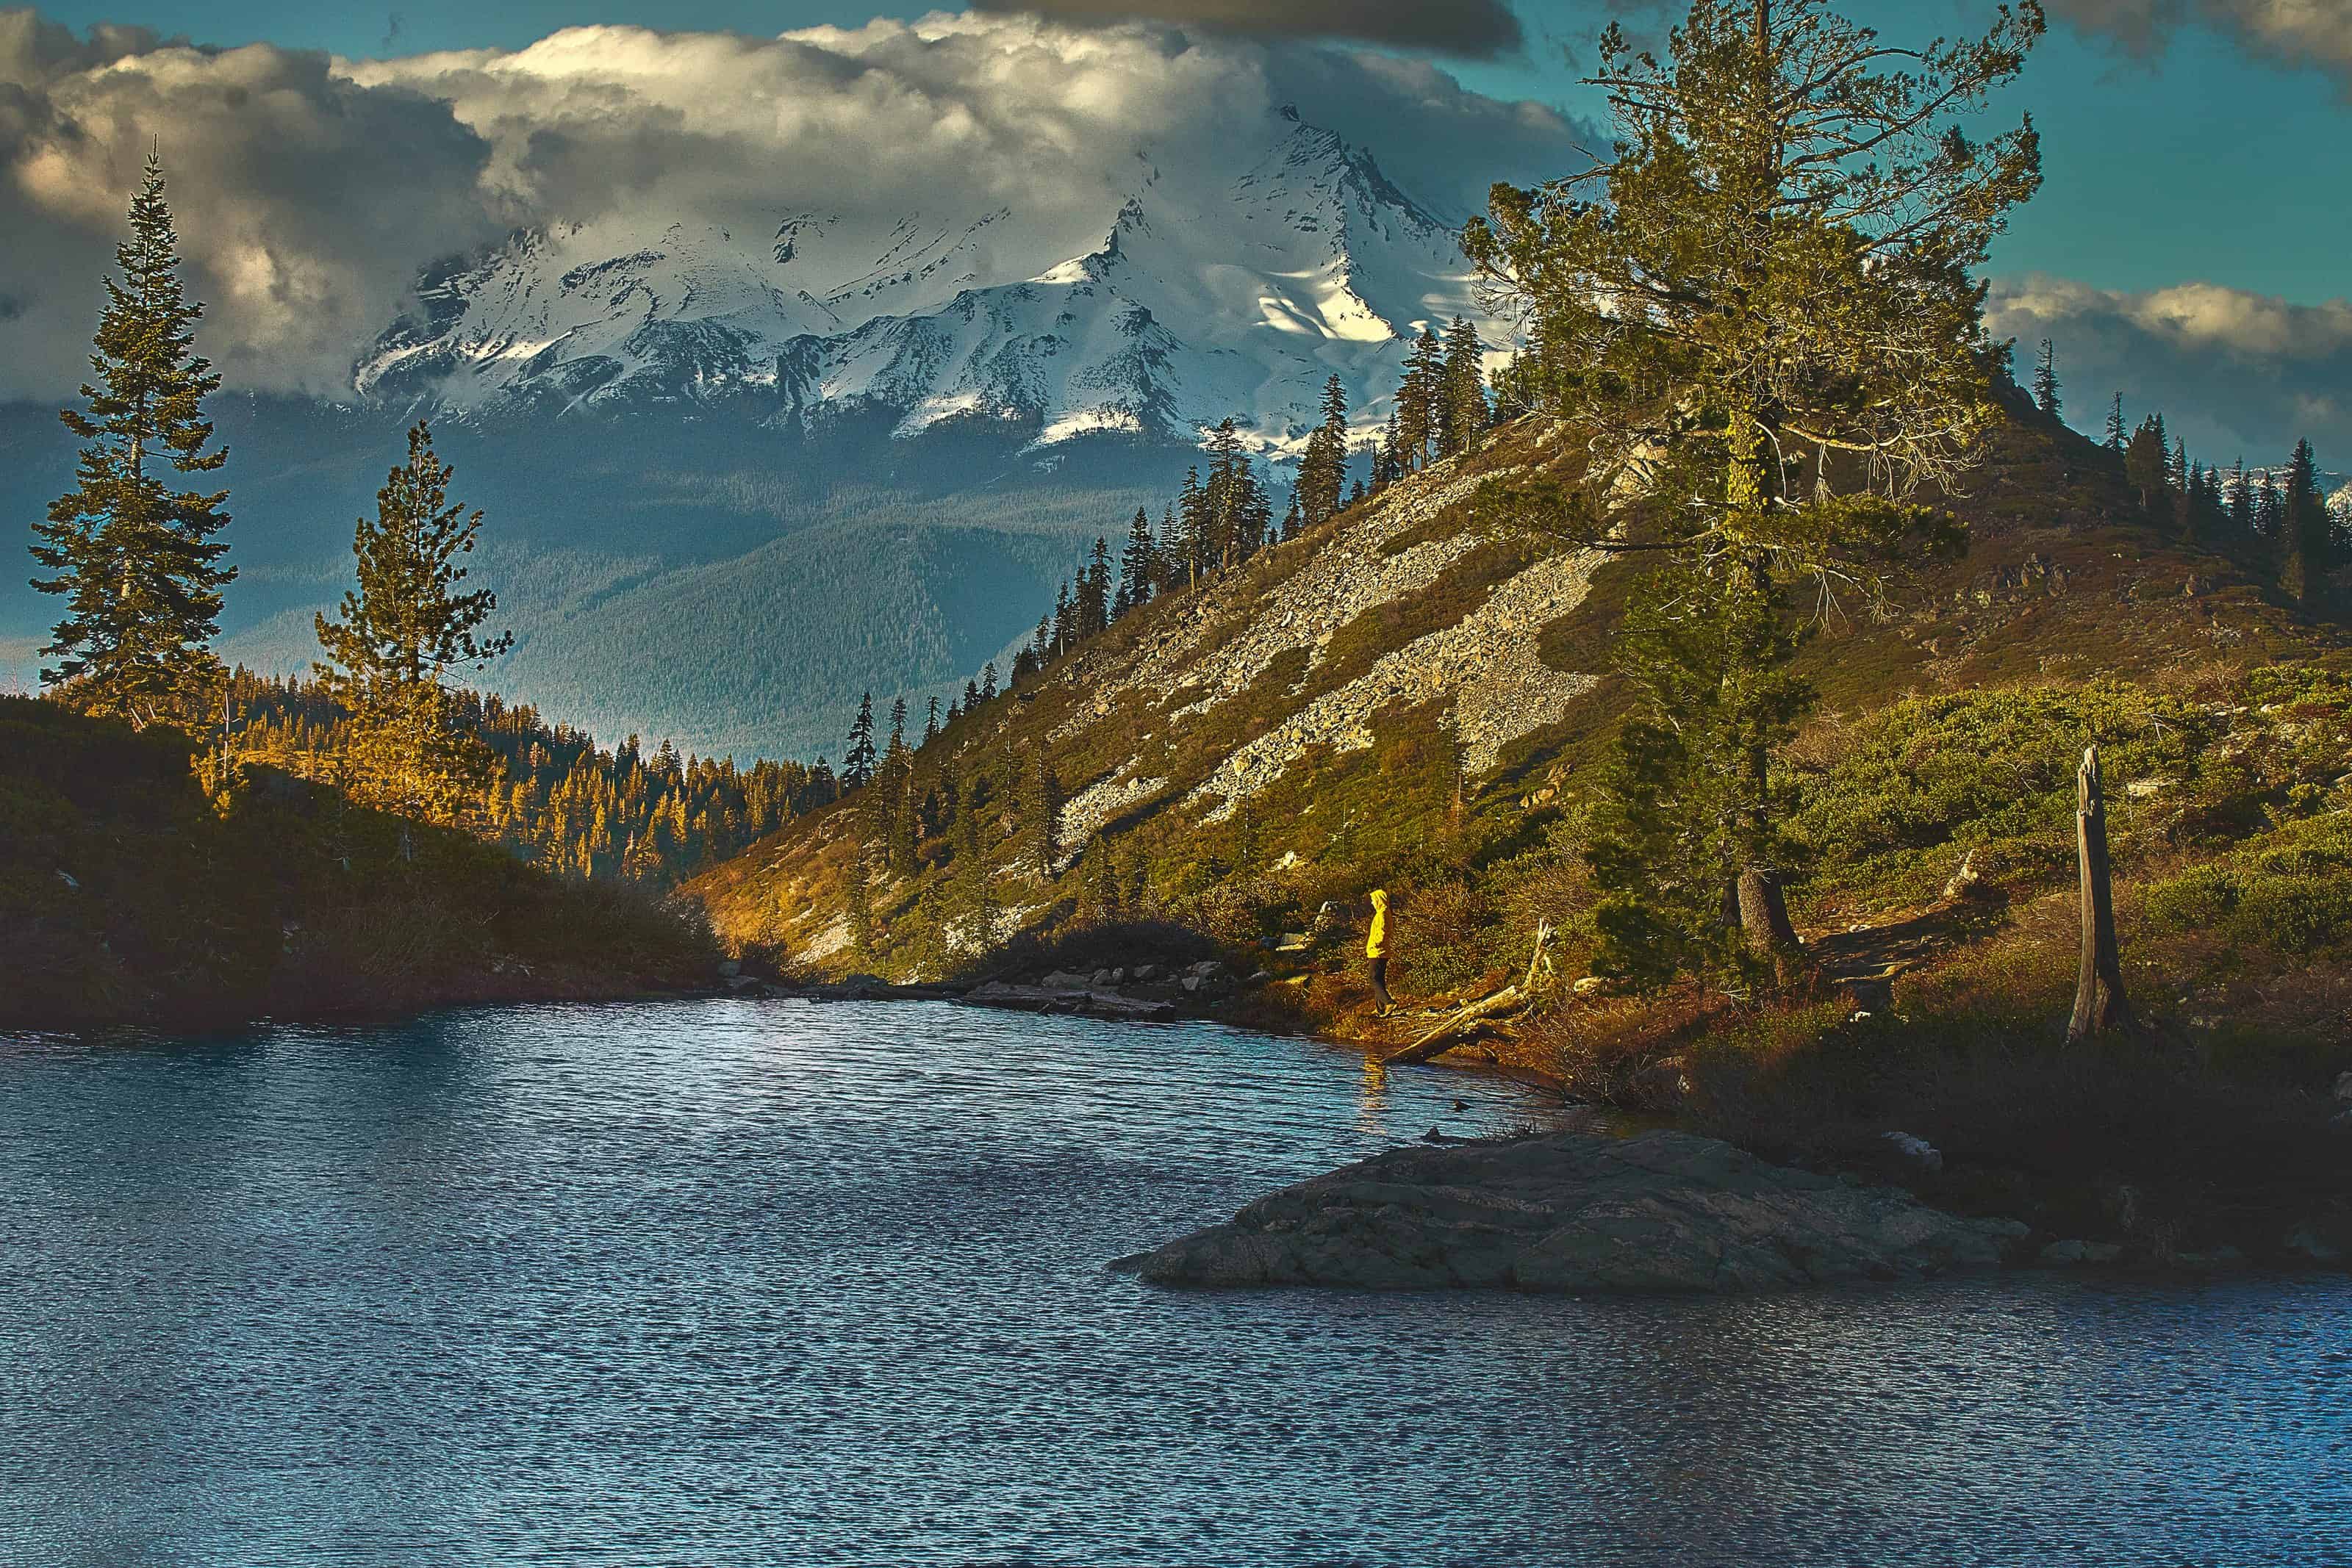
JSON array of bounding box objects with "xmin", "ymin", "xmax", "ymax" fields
[{"xmin": 31, "ymin": 0, "xmax": 2350, "ymax": 305}]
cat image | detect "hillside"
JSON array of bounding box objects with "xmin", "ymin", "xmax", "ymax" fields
[
  {"xmin": 685, "ymin": 403, "xmax": 2352, "ymax": 1262},
  {"xmin": 0, "ymin": 698, "xmax": 720, "ymax": 1030},
  {"xmin": 691, "ymin": 402, "xmax": 2338, "ymax": 959}
]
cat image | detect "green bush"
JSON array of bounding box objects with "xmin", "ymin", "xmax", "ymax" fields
[{"xmin": 2147, "ymin": 811, "xmax": 2352, "ymax": 953}]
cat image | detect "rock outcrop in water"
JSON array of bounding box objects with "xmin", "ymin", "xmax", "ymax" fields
[{"xmin": 1119, "ymin": 1130, "xmax": 2029, "ymax": 1293}]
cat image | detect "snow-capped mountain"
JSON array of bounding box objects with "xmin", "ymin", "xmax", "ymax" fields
[{"xmin": 353, "ymin": 109, "xmax": 1487, "ymax": 456}]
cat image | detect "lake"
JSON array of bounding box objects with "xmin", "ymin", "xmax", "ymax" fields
[{"xmin": 1, "ymin": 999, "xmax": 2344, "ymax": 1565}]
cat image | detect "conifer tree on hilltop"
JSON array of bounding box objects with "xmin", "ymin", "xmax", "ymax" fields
[
  {"xmin": 2104, "ymin": 392, "xmax": 2126, "ymax": 452},
  {"xmin": 2123, "ymin": 414, "xmax": 2169, "ymax": 514},
  {"xmin": 2032, "ymin": 339, "xmax": 2061, "ymax": 420},
  {"xmin": 31, "ymin": 152, "xmax": 233, "ymax": 729},
  {"xmin": 2281, "ymin": 438, "xmax": 2332, "ymax": 605},
  {"xmin": 313, "ymin": 422, "xmax": 514, "ymax": 826},
  {"xmin": 1463, "ymin": 0, "xmax": 2041, "ymax": 987}
]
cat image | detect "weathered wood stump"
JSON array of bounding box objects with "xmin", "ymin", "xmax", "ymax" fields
[{"xmin": 2067, "ymin": 744, "xmax": 2137, "ymax": 1043}]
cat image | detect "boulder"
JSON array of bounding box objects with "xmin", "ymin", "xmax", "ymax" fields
[
  {"xmin": 2335, "ymin": 1071, "xmax": 2352, "ymax": 1103},
  {"xmin": 1115, "ymin": 1129, "xmax": 2029, "ymax": 1294}
]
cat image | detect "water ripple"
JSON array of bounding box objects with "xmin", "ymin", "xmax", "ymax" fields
[{"xmin": 1, "ymin": 999, "xmax": 2345, "ymax": 1566}]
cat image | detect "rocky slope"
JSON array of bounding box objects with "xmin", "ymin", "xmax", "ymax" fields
[{"xmin": 684, "ymin": 398, "xmax": 2334, "ymax": 967}]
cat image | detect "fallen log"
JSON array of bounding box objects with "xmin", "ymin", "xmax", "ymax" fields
[{"xmin": 1383, "ymin": 985, "xmax": 1523, "ymax": 1065}]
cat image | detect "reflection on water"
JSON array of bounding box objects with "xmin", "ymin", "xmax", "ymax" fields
[{"xmin": 0, "ymin": 999, "xmax": 2345, "ymax": 1567}]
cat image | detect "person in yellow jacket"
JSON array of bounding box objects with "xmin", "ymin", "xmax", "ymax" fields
[{"xmin": 1366, "ymin": 888, "xmax": 1394, "ymax": 1015}]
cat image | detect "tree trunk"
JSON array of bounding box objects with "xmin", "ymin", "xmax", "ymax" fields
[
  {"xmin": 2067, "ymin": 744, "xmax": 2135, "ymax": 1042},
  {"xmin": 1737, "ymin": 865, "xmax": 1804, "ymax": 988}
]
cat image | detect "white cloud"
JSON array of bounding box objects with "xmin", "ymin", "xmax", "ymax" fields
[
  {"xmin": 1987, "ymin": 273, "xmax": 2352, "ymax": 461},
  {"xmin": 0, "ymin": 7, "xmax": 1580, "ymax": 400},
  {"xmin": 2050, "ymin": 0, "xmax": 2352, "ymax": 91}
]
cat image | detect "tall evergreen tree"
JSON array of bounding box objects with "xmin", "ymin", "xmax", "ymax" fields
[
  {"xmin": 1438, "ymin": 316, "xmax": 1488, "ymax": 457},
  {"xmin": 312, "ymin": 422, "xmax": 513, "ymax": 824},
  {"xmin": 1394, "ymin": 327, "xmax": 1445, "ymax": 468},
  {"xmin": 2282, "ymin": 439, "xmax": 2331, "ymax": 604},
  {"xmin": 1115, "ymin": 506, "xmax": 1156, "ymax": 616},
  {"xmin": 842, "ymin": 692, "xmax": 877, "ymax": 788},
  {"xmin": 923, "ymin": 695, "xmax": 940, "ymax": 746},
  {"xmin": 1077, "ymin": 536, "xmax": 1111, "ymax": 636},
  {"xmin": 1461, "ymin": 0, "xmax": 2038, "ymax": 985},
  {"xmin": 2228, "ymin": 457, "xmax": 2253, "ymax": 534},
  {"xmin": 2123, "ymin": 414, "xmax": 2169, "ymax": 512},
  {"xmin": 1032, "ymin": 757, "xmax": 1062, "ymax": 880},
  {"xmin": 2104, "ymin": 393, "xmax": 2126, "ymax": 452},
  {"xmin": 980, "ymin": 661, "xmax": 999, "ymax": 702},
  {"xmin": 1296, "ymin": 373, "xmax": 1349, "ymax": 527},
  {"xmin": 2031, "ymin": 338, "xmax": 2061, "ymax": 420},
  {"xmin": 32, "ymin": 152, "xmax": 233, "ymax": 727}
]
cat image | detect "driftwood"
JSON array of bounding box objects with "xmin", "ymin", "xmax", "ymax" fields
[
  {"xmin": 2067, "ymin": 744, "xmax": 2137, "ymax": 1043},
  {"xmin": 1521, "ymin": 918, "xmax": 1555, "ymax": 993},
  {"xmin": 1384, "ymin": 985, "xmax": 1524, "ymax": 1065}
]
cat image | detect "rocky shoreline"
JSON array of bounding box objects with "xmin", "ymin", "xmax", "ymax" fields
[{"xmin": 717, "ymin": 962, "xmax": 2351, "ymax": 1281}]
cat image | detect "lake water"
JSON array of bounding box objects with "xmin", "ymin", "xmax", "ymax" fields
[{"xmin": 1, "ymin": 999, "xmax": 2345, "ymax": 1566}]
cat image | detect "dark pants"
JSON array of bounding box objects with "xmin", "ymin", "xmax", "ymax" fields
[{"xmin": 1369, "ymin": 954, "xmax": 1393, "ymax": 1008}]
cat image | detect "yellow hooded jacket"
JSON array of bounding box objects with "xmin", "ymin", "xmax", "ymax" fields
[{"xmin": 1366, "ymin": 890, "xmax": 1388, "ymax": 960}]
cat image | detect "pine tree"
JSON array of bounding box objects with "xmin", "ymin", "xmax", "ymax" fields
[
  {"xmin": 2123, "ymin": 414, "xmax": 2169, "ymax": 512},
  {"xmin": 1175, "ymin": 467, "xmax": 1210, "ymax": 588},
  {"xmin": 312, "ymin": 422, "xmax": 512, "ymax": 824},
  {"xmin": 1077, "ymin": 536, "xmax": 1111, "ymax": 636},
  {"xmin": 1460, "ymin": 0, "xmax": 2039, "ymax": 987},
  {"xmin": 2282, "ymin": 439, "xmax": 2330, "ymax": 605},
  {"xmin": 2032, "ymin": 339, "xmax": 2062, "ymax": 420},
  {"xmin": 1438, "ymin": 317, "xmax": 1488, "ymax": 458},
  {"xmin": 842, "ymin": 692, "xmax": 877, "ymax": 788},
  {"xmin": 1033, "ymin": 758, "xmax": 1062, "ymax": 880},
  {"xmin": 2228, "ymin": 458, "xmax": 2253, "ymax": 535},
  {"xmin": 32, "ymin": 152, "xmax": 234, "ymax": 727},
  {"xmin": 2104, "ymin": 393, "xmax": 2126, "ymax": 452},
  {"xmin": 923, "ymin": 695, "xmax": 940, "ymax": 746},
  {"xmin": 980, "ymin": 661, "xmax": 999, "ymax": 702},
  {"xmin": 1280, "ymin": 495, "xmax": 1302, "ymax": 540},
  {"xmin": 1296, "ymin": 373, "xmax": 1349, "ymax": 527},
  {"xmin": 1115, "ymin": 506, "xmax": 1155, "ymax": 616},
  {"xmin": 956, "ymin": 784, "xmax": 1000, "ymax": 952},
  {"xmin": 1394, "ymin": 328, "xmax": 1445, "ymax": 469},
  {"xmin": 1050, "ymin": 580, "xmax": 1076, "ymax": 655}
]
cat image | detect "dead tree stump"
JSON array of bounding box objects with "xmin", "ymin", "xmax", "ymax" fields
[{"xmin": 2067, "ymin": 744, "xmax": 2136, "ymax": 1043}]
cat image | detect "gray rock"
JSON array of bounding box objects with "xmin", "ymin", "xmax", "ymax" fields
[
  {"xmin": 2040, "ymin": 1238, "xmax": 2089, "ymax": 1264},
  {"xmin": 963, "ymin": 980, "xmax": 1177, "ymax": 1021},
  {"xmin": 2335, "ymin": 1071, "xmax": 2352, "ymax": 1103},
  {"xmin": 1117, "ymin": 1130, "xmax": 2029, "ymax": 1294},
  {"xmin": 2284, "ymin": 1225, "xmax": 2344, "ymax": 1264}
]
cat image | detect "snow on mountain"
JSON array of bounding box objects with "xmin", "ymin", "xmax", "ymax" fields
[{"xmin": 352, "ymin": 109, "xmax": 1488, "ymax": 458}]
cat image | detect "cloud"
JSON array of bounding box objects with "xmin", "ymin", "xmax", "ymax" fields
[
  {"xmin": 964, "ymin": 0, "xmax": 1524, "ymax": 57},
  {"xmin": 0, "ymin": 8, "xmax": 1581, "ymax": 400},
  {"xmin": 0, "ymin": 9, "xmax": 505, "ymax": 398},
  {"xmin": 2049, "ymin": 0, "xmax": 2352, "ymax": 91},
  {"xmin": 1986, "ymin": 273, "xmax": 2352, "ymax": 461}
]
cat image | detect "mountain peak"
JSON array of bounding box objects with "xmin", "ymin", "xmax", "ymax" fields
[{"xmin": 349, "ymin": 121, "xmax": 1491, "ymax": 451}]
